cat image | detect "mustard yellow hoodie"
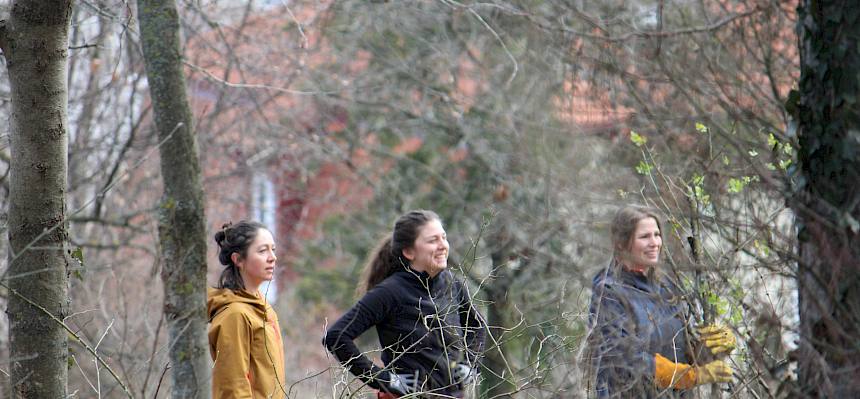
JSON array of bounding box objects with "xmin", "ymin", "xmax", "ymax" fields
[{"xmin": 208, "ymin": 287, "xmax": 286, "ymax": 399}]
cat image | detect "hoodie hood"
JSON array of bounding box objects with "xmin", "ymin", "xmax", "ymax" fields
[{"xmin": 207, "ymin": 287, "xmax": 268, "ymax": 321}]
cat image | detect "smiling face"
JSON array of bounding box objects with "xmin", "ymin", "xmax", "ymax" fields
[
  {"xmin": 402, "ymin": 219, "xmax": 449, "ymax": 277},
  {"xmin": 233, "ymin": 228, "xmax": 277, "ymax": 293},
  {"xmin": 623, "ymin": 217, "xmax": 662, "ymax": 273}
]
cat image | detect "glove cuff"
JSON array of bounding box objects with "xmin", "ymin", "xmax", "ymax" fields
[{"xmin": 654, "ymin": 353, "xmax": 697, "ymax": 390}]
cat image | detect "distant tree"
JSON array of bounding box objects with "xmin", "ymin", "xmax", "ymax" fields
[
  {"xmin": 794, "ymin": 0, "xmax": 860, "ymax": 396},
  {"xmin": 136, "ymin": 0, "xmax": 211, "ymax": 397},
  {"xmin": 0, "ymin": 0, "xmax": 73, "ymax": 397}
]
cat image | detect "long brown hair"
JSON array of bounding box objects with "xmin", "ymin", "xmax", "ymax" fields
[{"xmin": 356, "ymin": 210, "xmax": 441, "ymax": 295}]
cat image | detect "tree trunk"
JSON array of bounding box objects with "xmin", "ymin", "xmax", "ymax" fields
[
  {"xmin": 794, "ymin": 1, "xmax": 860, "ymax": 396},
  {"xmin": 482, "ymin": 286, "xmax": 516, "ymax": 399},
  {"xmin": 136, "ymin": 0, "xmax": 211, "ymax": 397},
  {"xmin": 481, "ymin": 224, "xmax": 518, "ymax": 399},
  {"xmin": 1, "ymin": 1, "xmax": 73, "ymax": 397}
]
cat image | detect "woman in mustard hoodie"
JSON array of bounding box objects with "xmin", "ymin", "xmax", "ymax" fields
[{"xmin": 208, "ymin": 221, "xmax": 286, "ymax": 398}]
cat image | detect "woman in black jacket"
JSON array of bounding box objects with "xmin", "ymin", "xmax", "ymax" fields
[
  {"xmin": 323, "ymin": 210, "xmax": 486, "ymax": 398},
  {"xmin": 588, "ymin": 205, "xmax": 735, "ymax": 398}
]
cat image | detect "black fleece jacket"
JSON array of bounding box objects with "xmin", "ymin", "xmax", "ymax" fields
[{"xmin": 323, "ymin": 267, "xmax": 486, "ymax": 396}]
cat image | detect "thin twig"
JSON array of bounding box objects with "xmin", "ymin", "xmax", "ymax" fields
[{"xmin": 152, "ymin": 362, "xmax": 170, "ymax": 399}]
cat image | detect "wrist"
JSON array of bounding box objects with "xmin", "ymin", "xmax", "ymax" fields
[{"xmin": 368, "ymin": 368, "xmax": 389, "ymax": 391}]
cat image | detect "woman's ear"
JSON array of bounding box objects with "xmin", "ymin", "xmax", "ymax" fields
[
  {"xmin": 402, "ymin": 247, "xmax": 415, "ymax": 261},
  {"xmin": 231, "ymin": 252, "xmax": 241, "ymax": 268}
]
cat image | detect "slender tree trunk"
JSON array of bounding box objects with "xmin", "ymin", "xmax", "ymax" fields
[
  {"xmin": 482, "ymin": 286, "xmax": 516, "ymax": 399},
  {"xmin": 481, "ymin": 224, "xmax": 518, "ymax": 399},
  {"xmin": 794, "ymin": 0, "xmax": 860, "ymax": 396},
  {"xmin": 0, "ymin": 1, "xmax": 73, "ymax": 397},
  {"xmin": 136, "ymin": 0, "xmax": 211, "ymax": 397}
]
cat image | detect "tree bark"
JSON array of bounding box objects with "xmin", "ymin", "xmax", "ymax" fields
[
  {"xmin": 795, "ymin": 0, "xmax": 860, "ymax": 396},
  {"xmin": 136, "ymin": 0, "xmax": 211, "ymax": 397},
  {"xmin": 482, "ymin": 287, "xmax": 516, "ymax": 399},
  {"xmin": 481, "ymin": 224, "xmax": 518, "ymax": 399},
  {"xmin": 1, "ymin": 1, "xmax": 73, "ymax": 397}
]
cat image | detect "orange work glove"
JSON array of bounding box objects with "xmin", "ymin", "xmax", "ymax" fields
[
  {"xmin": 654, "ymin": 353, "xmax": 733, "ymax": 390},
  {"xmin": 697, "ymin": 324, "xmax": 737, "ymax": 356}
]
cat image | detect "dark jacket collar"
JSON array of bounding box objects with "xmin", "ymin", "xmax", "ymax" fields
[
  {"xmin": 594, "ymin": 259, "xmax": 657, "ymax": 294},
  {"xmin": 397, "ymin": 265, "xmax": 446, "ymax": 290}
]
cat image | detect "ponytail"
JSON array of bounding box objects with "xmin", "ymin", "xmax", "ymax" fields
[
  {"xmin": 356, "ymin": 237, "xmax": 403, "ymax": 296},
  {"xmin": 218, "ymin": 262, "xmax": 245, "ymax": 291}
]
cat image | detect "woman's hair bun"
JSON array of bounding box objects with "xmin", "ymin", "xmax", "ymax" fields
[
  {"xmin": 214, "ymin": 222, "xmax": 232, "ymax": 248},
  {"xmin": 215, "ymin": 220, "xmax": 267, "ymax": 290}
]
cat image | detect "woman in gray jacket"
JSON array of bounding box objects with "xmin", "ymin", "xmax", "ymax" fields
[{"xmin": 588, "ymin": 205, "xmax": 735, "ymax": 398}]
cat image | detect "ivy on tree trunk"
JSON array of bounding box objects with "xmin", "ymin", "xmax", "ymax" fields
[{"xmin": 794, "ymin": 0, "xmax": 860, "ymax": 396}]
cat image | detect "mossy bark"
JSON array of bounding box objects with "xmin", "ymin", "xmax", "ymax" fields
[
  {"xmin": 2, "ymin": 1, "xmax": 73, "ymax": 397},
  {"xmin": 136, "ymin": 0, "xmax": 211, "ymax": 397}
]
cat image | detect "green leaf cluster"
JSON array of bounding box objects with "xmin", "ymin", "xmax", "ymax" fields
[{"xmin": 727, "ymin": 175, "xmax": 759, "ymax": 194}]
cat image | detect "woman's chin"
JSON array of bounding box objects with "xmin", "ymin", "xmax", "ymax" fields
[{"xmin": 429, "ymin": 263, "xmax": 448, "ymax": 275}]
